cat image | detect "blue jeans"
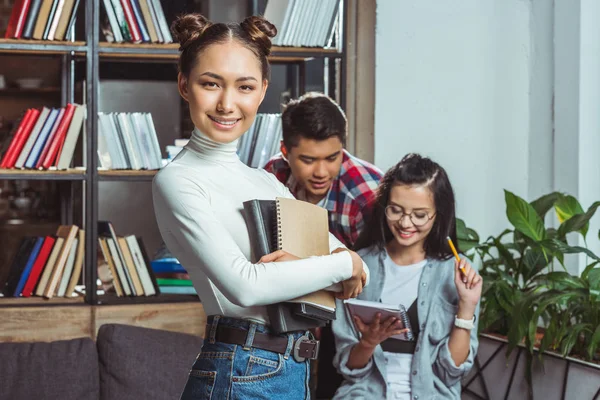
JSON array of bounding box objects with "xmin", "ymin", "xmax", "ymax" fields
[{"xmin": 180, "ymin": 316, "xmax": 311, "ymax": 400}]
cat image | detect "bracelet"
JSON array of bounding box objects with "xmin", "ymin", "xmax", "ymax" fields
[{"xmin": 454, "ymin": 315, "xmax": 476, "ymax": 330}]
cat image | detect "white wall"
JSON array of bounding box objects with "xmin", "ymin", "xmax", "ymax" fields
[
  {"xmin": 375, "ymin": 0, "xmax": 600, "ymax": 273},
  {"xmin": 375, "ymin": 0, "xmax": 535, "ymax": 239}
]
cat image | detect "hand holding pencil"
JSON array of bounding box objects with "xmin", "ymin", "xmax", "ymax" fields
[{"xmin": 447, "ymin": 237, "xmax": 482, "ymax": 298}]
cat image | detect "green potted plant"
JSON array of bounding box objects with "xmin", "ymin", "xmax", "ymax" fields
[{"xmin": 458, "ymin": 190, "xmax": 600, "ymax": 399}]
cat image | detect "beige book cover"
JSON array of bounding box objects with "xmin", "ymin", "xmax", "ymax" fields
[
  {"xmin": 33, "ymin": 0, "xmax": 56, "ymax": 40},
  {"xmin": 276, "ymin": 197, "xmax": 336, "ymax": 310},
  {"xmin": 35, "ymin": 237, "xmax": 65, "ymax": 296},
  {"xmin": 98, "ymin": 237, "xmax": 124, "ymax": 297},
  {"xmin": 118, "ymin": 237, "xmax": 144, "ymax": 296},
  {"xmin": 43, "ymin": 225, "xmax": 79, "ymax": 298},
  {"xmin": 65, "ymin": 229, "xmax": 85, "ymax": 297}
]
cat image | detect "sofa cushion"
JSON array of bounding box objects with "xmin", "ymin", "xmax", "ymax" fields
[
  {"xmin": 97, "ymin": 324, "xmax": 203, "ymax": 400},
  {"xmin": 0, "ymin": 337, "xmax": 99, "ymax": 400}
]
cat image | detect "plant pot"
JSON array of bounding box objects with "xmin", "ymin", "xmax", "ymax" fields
[{"xmin": 461, "ymin": 334, "xmax": 600, "ymax": 400}]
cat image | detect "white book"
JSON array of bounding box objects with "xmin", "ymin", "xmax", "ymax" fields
[
  {"xmin": 264, "ymin": 0, "xmax": 290, "ymax": 46},
  {"xmin": 149, "ymin": 0, "xmax": 172, "ymax": 43},
  {"xmin": 102, "ymin": 0, "xmax": 124, "ymax": 42},
  {"xmin": 56, "ymin": 104, "xmax": 86, "ymax": 170},
  {"xmin": 142, "ymin": 113, "xmax": 163, "ymax": 169},
  {"xmin": 57, "ymin": 238, "xmax": 78, "ymax": 297},
  {"xmin": 106, "ymin": 237, "xmax": 132, "ymax": 296},
  {"xmin": 117, "ymin": 113, "xmax": 143, "ymax": 169},
  {"xmin": 125, "ymin": 236, "xmax": 156, "ymax": 296}
]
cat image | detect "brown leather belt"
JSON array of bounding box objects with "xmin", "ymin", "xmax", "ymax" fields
[{"xmin": 207, "ymin": 324, "xmax": 320, "ymax": 361}]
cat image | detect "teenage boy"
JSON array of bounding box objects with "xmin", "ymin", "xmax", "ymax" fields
[{"xmin": 264, "ymin": 92, "xmax": 383, "ymax": 398}]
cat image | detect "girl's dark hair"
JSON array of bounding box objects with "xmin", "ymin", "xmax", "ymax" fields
[
  {"xmin": 171, "ymin": 14, "xmax": 277, "ymax": 80},
  {"xmin": 353, "ymin": 153, "xmax": 459, "ymax": 260}
]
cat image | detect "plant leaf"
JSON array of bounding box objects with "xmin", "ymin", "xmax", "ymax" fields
[
  {"xmin": 557, "ymin": 201, "xmax": 600, "ymax": 239},
  {"xmin": 505, "ymin": 190, "xmax": 546, "ymax": 242},
  {"xmin": 541, "ymin": 239, "xmax": 600, "ymax": 262},
  {"xmin": 587, "ymin": 325, "xmax": 600, "ymax": 360},
  {"xmin": 581, "ymin": 261, "xmax": 599, "ymax": 281},
  {"xmin": 530, "ymin": 192, "xmax": 561, "ymax": 219},
  {"xmin": 555, "ymin": 194, "xmax": 584, "ymax": 224}
]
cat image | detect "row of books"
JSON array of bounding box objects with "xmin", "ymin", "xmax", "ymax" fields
[
  {"xmin": 0, "ymin": 104, "xmax": 85, "ymax": 170},
  {"xmin": 101, "ymin": 0, "xmax": 172, "ymax": 44},
  {"xmin": 98, "ymin": 112, "xmax": 162, "ymax": 170},
  {"xmin": 97, "ymin": 220, "xmax": 159, "ymax": 297},
  {"xmin": 264, "ymin": 0, "xmax": 340, "ymax": 48},
  {"xmin": 237, "ymin": 113, "xmax": 282, "ymax": 168},
  {"xmin": 0, "ymin": 225, "xmax": 84, "ymax": 299},
  {"xmin": 5, "ymin": 0, "xmax": 80, "ymax": 41}
]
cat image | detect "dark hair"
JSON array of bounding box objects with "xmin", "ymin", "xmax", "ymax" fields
[
  {"xmin": 353, "ymin": 153, "xmax": 459, "ymax": 260},
  {"xmin": 281, "ymin": 92, "xmax": 347, "ymax": 148},
  {"xmin": 171, "ymin": 14, "xmax": 277, "ymax": 80}
]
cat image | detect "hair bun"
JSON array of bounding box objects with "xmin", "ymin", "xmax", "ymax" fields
[
  {"xmin": 240, "ymin": 16, "xmax": 277, "ymax": 56},
  {"xmin": 171, "ymin": 13, "xmax": 212, "ymax": 52}
]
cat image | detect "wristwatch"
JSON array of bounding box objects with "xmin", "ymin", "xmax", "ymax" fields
[{"xmin": 454, "ymin": 315, "xmax": 476, "ymax": 330}]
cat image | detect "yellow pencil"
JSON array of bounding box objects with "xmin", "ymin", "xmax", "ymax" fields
[{"xmin": 447, "ymin": 236, "xmax": 467, "ymax": 274}]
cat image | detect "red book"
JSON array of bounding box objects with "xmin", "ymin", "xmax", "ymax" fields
[
  {"xmin": 40, "ymin": 103, "xmax": 76, "ymax": 169},
  {"xmin": 22, "ymin": 236, "xmax": 56, "ymax": 297},
  {"xmin": 120, "ymin": 0, "xmax": 142, "ymax": 43},
  {"xmin": 4, "ymin": 0, "xmax": 32, "ymax": 39},
  {"xmin": 1, "ymin": 109, "xmax": 40, "ymax": 169},
  {"xmin": 0, "ymin": 110, "xmax": 29, "ymax": 168},
  {"xmin": 35, "ymin": 107, "xmax": 65, "ymax": 169}
]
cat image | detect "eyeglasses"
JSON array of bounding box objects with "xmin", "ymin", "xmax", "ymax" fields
[{"xmin": 385, "ymin": 205, "xmax": 435, "ymax": 227}]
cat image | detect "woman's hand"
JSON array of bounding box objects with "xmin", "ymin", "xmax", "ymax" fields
[
  {"xmin": 454, "ymin": 258, "xmax": 482, "ymax": 316},
  {"xmin": 354, "ymin": 313, "xmax": 410, "ymax": 349},
  {"xmin": 258, "ymin": 250, "xmax": 300, "ymax": 263}
]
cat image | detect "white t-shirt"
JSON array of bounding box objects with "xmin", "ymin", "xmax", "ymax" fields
[
  {"xmin": 380, "ymin": 253, "xmax": 426, "ymax": 400},
  {"xmin": 152, "ymin": 129, "xmax": 370, "ymax": 324}
]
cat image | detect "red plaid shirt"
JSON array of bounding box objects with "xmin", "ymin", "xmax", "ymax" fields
[{"xmin": 263, "ymin": 150, "xmax": 383, "ymax": 247}]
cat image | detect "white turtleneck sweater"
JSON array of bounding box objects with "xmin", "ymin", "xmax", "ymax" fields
[{"xmin": 152, "ymin": 129, "xmax": 366, "ymax": 324}]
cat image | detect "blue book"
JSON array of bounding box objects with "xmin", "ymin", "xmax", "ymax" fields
[
  {"xmin": 158, "ymin": 286, "xmax": 197, "ymax": 295},
  {"xmin": 13, "ymin": 237, "xmax": 44, "ymax": 297},
  {"xmin": 129, "ymin": 0, "xmax": 150, "ymax": 43},
  {"xmin": 150, "ymin": 257, "xmax": 187, "ymax": 274},
  {"xmin": 24, "ymin": 108, "xmax": 59, "ymax": 169}
]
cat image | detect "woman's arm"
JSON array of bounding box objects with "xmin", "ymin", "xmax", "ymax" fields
[{"xmin": 152, "ymin": 172, "xmax": 353, "ymax": 308}]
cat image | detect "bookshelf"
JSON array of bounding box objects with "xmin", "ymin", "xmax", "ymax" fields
[{"xmin": 0, "ymin": 0, "xmax": 355, "ymax": 311}]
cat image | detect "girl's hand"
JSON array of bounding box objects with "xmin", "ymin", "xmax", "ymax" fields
[
  {"xmin": 353, "ymin": 313, "xmax": 410, "ymax": 349},
  {"xmin": 259, "ymin": 250, "xmax": 300, "ymax": 263},
  {"xmin": 454, "ymin": 259, "xmax": 482, "ymax": 309}
]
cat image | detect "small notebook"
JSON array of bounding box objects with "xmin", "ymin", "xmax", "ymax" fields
[
  {"xmin": 344, "ymin": 298, "xmax": 414, "ymax": 341},
  {"xmin": 243, "ymin": 197, "xmax": 336, "ymax": 333}
]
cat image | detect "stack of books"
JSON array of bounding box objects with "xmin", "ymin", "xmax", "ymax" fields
[
  {"xmin": 0, "ymin": 104, "xmax": 85, "ymax": 170},
  {"xmin": 237, "ymin": 113, "xmax": 282, "ymax": 168},
  {"xmin": 4, "ymin": 0, "xmax": 81, "ymax": 41},
  {"xmin": 97, "ymin": 220, "xmax": 159, "ymax": 297},
  {"xmin": 97, "ymin": 112, "xmax": 162, "ymax": 170},
  {"xmin": 150, "ymin": 257, "xmax": 196, "ymax": 295},
  {"xmin": 100, "ymin": 0, "xmax": 172, "ymax": 44},
  {"xmin": 0, "ymin": 225, "xmax": 84, "ymax": 299}
]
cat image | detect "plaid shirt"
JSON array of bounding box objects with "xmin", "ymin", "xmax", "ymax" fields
[{"xmin": 264, "ymin": 150, "xmax": 383, "ymax": 247}]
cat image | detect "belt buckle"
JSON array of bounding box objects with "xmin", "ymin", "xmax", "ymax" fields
[{"xmin": 293, "ymin": 334, "xmax": 320, "ymax": 362}]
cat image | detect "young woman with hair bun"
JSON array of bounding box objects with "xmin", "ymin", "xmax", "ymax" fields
[{"xmin": 152, "ymin": 13, "xmax": 369, "ymax": 399}]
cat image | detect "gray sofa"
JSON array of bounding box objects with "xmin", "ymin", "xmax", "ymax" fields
[{"xmin": 0, "ymin": 324, "xmax": 203, "ymax": 400}]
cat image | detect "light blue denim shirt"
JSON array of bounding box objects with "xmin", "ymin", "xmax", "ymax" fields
[{"xmin": 331, "ymin": 246, "xmax": 480, "ymax": 399}]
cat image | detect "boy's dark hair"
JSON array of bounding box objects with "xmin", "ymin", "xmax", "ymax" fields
[
  {"xmin": 353, "ymin": 153, "xmax": 459, "ymax": 260},
  {"xmin": 281, "ymin": 92, "xmax": 347, "ymax": 149}
]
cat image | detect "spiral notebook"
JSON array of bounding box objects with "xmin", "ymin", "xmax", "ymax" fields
[
  {"xmin": 344, "ymin": 298, "xmax": 414, "ymax": 341},
  {"xmin": 243, "ymin": 197, "xmax": 336, "ymax": 333}
]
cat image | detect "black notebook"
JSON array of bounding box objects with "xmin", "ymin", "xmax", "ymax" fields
[{"xmin": 243, "ymin": 198, "xmax": 336, "ymax": 334}]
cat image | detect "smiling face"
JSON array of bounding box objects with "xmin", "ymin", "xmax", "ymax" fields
[
  {"xmin": 386, "ymin": 183, "xmax": 436, "ymax": 252},
  {"xmin": 284, "ymin": 136, "xmax": 344, "ymax": 204},
  {"xmin": 177, "ymin": 40, "xmax": 268, "ymax": 143}
]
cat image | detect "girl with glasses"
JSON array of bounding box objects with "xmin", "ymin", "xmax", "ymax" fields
[{"xmin": 331, "ymin": 153, "xmax": 482, "ymax": 399}]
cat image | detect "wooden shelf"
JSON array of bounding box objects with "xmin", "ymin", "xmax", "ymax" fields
[
  {"xmin": 0, "ymin": 39, "xmax": 86, "ymax": 55},
  {"xmin": 0, "ymin": 168, "xmax": 86, "ymax": 180},
  {"xmin": 98, "ymin": 169, "xmax": 158, "ymax": 181},
  {"xmin": 97, "ymin": 42, "xmax": 342, "ymax": 62},
  {"xmin": 97, "ymin": 293, "xmax": 199, "ymax": 306},
  {"xmin": 0, "ymin": 296, "xmax": 85, "ymax": 307},
  {"xmin": 0, "ymin": 87, "xmax": 61, "ymax": 95}
]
